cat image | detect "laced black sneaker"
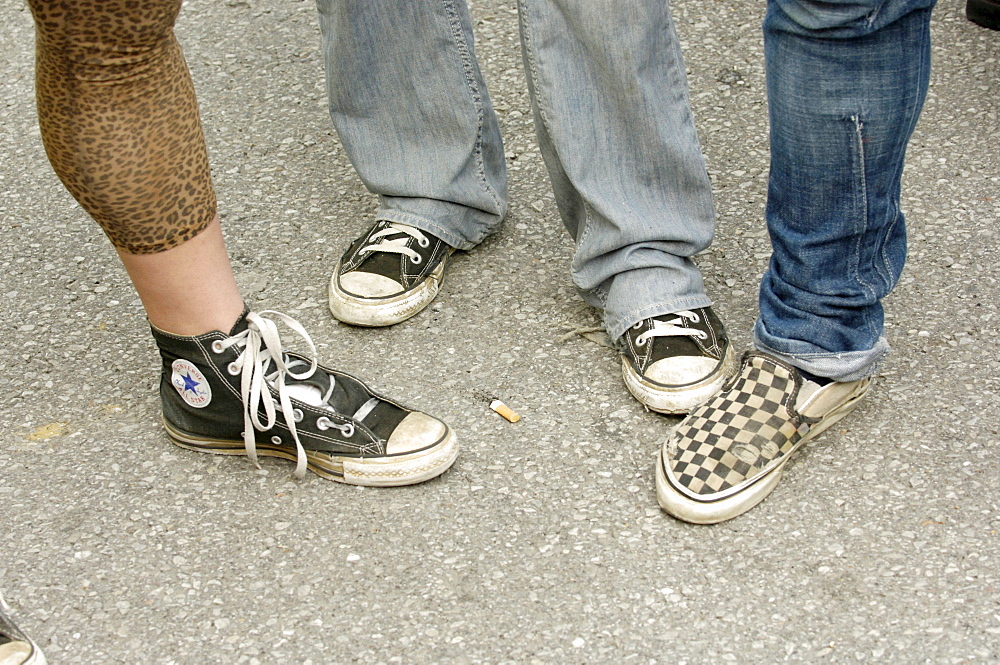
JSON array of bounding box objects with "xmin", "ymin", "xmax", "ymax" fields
[
  {"xmin": 153, "ymin": 309, "xmax": 458, "ymax": 486},
  {"xmin": 329, "ymin": 221, "xmax": 453, "ymax": 326},
  {"xmin": 619, "ymin": 307, "xmax": 737, "ymax": 414},
  {"xmin": 0, "ymin": 593, "xmax": 46, "ymax": 665}
]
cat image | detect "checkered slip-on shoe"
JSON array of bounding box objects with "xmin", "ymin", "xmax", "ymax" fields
[
  {"xmin": 656, "ymin": 352, "xmax": 872, "ymax": 524},
  {"xmin": 153, "ymin": 309, "xmax": 457, "ymax": 487},
  {"xmin": 0, "ymin": 593, "xmax": 46, "ymax": 665},
  {"xmin": 329, "ymin": 220, "xmax": 453, "ymax": 327},
  {"xmin": 620, "ymin": 307, "xmax": 737, "ymax": 414}
]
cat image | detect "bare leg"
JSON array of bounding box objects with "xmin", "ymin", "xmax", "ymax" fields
[{"xmin": 117, "ymin": 216, "xmax": 245, "ymax": 335}]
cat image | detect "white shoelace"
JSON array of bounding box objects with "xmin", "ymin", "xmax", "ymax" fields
[
  {"xmin": 210, "ymin": 311, "xmax": 371, "ymax": 479},
  {"xmin": 360, "ymin": 222, "xmax": 430, "ymax": 265},
  {"xmin": 634, "ymin": 311, "xmax": 708, "ymax": 347}
]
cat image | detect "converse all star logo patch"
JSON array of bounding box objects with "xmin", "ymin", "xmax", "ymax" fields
[{"xmin": 171, "ymin": 359, "xmax": 212, "ymax": 408}]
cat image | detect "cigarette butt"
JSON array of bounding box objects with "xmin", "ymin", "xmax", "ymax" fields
[{"xmin": 490, "ymin": 399, "xmax": 520, "ymax": 423}]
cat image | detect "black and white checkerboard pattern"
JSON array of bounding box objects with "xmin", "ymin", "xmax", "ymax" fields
[{"xmin": 666, "ymin": 354, "xmax": 813, "ymax": 496}]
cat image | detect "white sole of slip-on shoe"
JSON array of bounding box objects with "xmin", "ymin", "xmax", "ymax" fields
[{"xmin": 0, "ymin": 593, "xmax": 47, "ymax": 665}]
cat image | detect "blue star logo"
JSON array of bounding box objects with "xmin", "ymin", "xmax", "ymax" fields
[{"xmin": 180, "ymin": 372, "xmax": 201, "ymax": 394}]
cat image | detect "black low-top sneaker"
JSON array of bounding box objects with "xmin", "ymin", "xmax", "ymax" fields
[
  {"xmin": 153, "ymin": 309, "xmax": 458, "ymax": 486},
  {"xmin": 620, "ymin": 307, "xmax": 737, "ymax": 414},
  {"xmin": 329, "ymin": 221, "xmax": 453, "ymax": 327},
  {"xmin": 656, "ymin": 352, "xmax": 872, "ymax": 524},
  {"xmin": 0, "ymin": 593, "xmax": 46, "ymax": 665}
]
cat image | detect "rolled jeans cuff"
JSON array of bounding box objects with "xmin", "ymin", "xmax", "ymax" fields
[{"xmin": 753, "ymin": 321, "xmax": 889, "ymax": 382}]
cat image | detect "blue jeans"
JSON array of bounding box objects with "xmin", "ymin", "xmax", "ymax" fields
[
  {"xmin": 315, "ymin": 0, "xmax": 716, "ymax": 341},
  {"xmin": 755, "ymin": 0, "xmax": 937, "ymax": 382}
]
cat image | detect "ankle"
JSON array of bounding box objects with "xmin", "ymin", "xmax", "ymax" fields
[{"xmin": 149, "ymin": 304, "xmax": 246, "ymax": 338}]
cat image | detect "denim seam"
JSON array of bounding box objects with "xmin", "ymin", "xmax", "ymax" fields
[
  {"xmin": 516, "ymin": 0, "xmax": 550, "ymax": 161},
  {"xmin": 576, "ymin": 201, "xmax": 599, "ymax": 297},
  {"xmin": 876, "ymin": 204, "xmax": 901, "ymax": 291},
  {"xmin": 879, "ymin": 14, "xmax": 931, "ymax": 290},
  {"xmin": 848, "ymin": 114, "xmax": 880, "ymax": 343},
  {"xmin": 442, "ymin": 0, "xmax": 505, "ymax": 231}
]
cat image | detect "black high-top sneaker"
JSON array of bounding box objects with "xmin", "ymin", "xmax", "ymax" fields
[
  {"xmin": 329, "ymin": 221, "xmax": 453, "ymax": 327},
  {"xmin": 0, "ymin": 593, "xmax": 46, "ymax": 665},
  {"xmin": 152, "ymin": 309, "xmax": 457, "ymax": 486}
]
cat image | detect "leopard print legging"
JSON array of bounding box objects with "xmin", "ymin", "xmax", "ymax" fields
[{"xmin": 29, "ymin": 0, "xmax": 216, "ymax": 254}]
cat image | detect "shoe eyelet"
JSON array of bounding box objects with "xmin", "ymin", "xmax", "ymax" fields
[
  {"xmin": 418, "ymin": 237, "xmax": 431, "ymax": 248},
  {"xmin": 270, "ymin": 436, "xmax": 282, "ymax": 445},
  {"xmin": 340, "ymin": 423, "xmax": 355, "ymax": 438},
  {"xmin": 636, "ymin": 336, "xmax": 648, "ymax": 347},
  {"xmin": 632, "ymin": 321, "xmax": 644, "ymax": 330},
  {"xmin": 293, "ymin": 408, "xmax": 304, "ymax": 423},
  {"xmin": 410, "ymin": 254, "xmax": 423, "ymax": 265},
  {"xmin": 689, "ymin": 313, "xmax": 701, "ymax": 323},
  {"xmin": 316, "ymin": 416, "xmax": 331, "ymax": 431},
  {"xmin": 211, "ymin": 340, "xmax": 224, "ymax": 353},
  {"xmin": 228, "ymin": 362, "xmax": 240, "ymax": 375}
]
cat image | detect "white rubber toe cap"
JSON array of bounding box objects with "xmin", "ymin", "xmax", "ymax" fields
[
  {"xmin": 339, "ymin": 271, "xmax": 404, "ymax": 298},
  {"xmin": 645, "ymin": 355, "xmax": 720, "ymax": 386},
  {"xmin": 386, "ymin": 412, "xmax": 449, "ymax": 454}
]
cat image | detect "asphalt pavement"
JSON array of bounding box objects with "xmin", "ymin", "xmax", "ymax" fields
[{"xmin": 1, "ymin": 0, "xmax": 998, "ymax": 663}]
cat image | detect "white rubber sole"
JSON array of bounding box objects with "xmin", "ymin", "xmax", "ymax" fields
[
  {"xmin": 164, "ymin": 419, "xmax": 458, "ymax": 487},
  {"xmin": 656, "ymin": 377, "xmax": 871, "ymax": 524},
  {"xmin": 0, "ymin": 593, "xmax": 47, "ymax": 665},
  {"xmin": 329, "ymin": 254, "xmax": 448, "ymax": 327},
  {"xmin": 656, "ymin": 447, "xmax": 784, "ymax": 524},
  {"xmin": 622, "ymin": 344, "xmax": 737, "ymax": 414},
  {"xmin": 0, "ymin": 641, "xmax": 47, "ymax": 665},
  {"xmin": 337, "ymin": 430, "xmax": 458, "ymax": 487}
]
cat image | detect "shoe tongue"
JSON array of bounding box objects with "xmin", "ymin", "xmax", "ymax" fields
[
  {"xmin": 278, "ymin": 364, "xmax": 372, "ymax": 418},
  {"xmin": 281, "ymin": 374, "xmax": 329, "ymax": 407},
  {"xmin": 359, "ymin": 239, "xmax": 409, "ymax": 281},
  {"xmin": 645, "ymin": 326, "xmax": 704, "ymax": 360},
  {"xmin": 281, "ymin": 369, "xmax": 407, "ymax": 439}
]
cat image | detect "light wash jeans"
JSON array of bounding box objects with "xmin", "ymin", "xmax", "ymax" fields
[
  {"xmin": 755, "ymin": 0, "xmax": 937, "ymax": 382},
  {"xmin": 315, "ymin": 0, "xmax": 716, "ymax": 341}
]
